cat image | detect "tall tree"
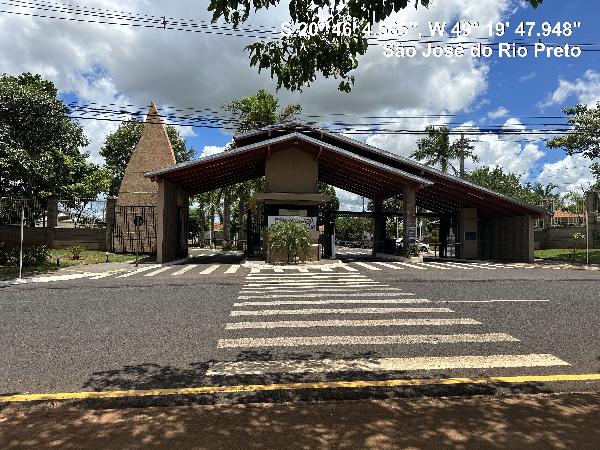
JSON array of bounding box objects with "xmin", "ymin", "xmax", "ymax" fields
[
  {"xmin": 217, "ymin": 90, "xmax": 303, "ymax": 246},
  {"xmin": 0, "ymin": 73, "xmax": 96, "ymax": 202},
  {"xmin": 547, "ymin": 103, "xmax": 600, "ymax": 160},
  {"xmin": 208, "ymin": 0, "xmax": 543, "ymax": 92},
  {"xmin": 0, "ymin": 73, "xmax": 111, "ymax": 230},
  {"xmin": 100, "ymin": 120, "xmax": 195, "ymax": 195},
  {"xmin": 463, "ymin": 166, "xmax": 539, "ymax": 203},
  {"xmin": 591, "ymin": 162, "xmax": 600, "ymax": 189},
  {"xmin": 224, "ymin": 89, "xmax": 302, "ymax": 132},
  {"xmin": 411, "ymin": 126, "xmax": 478, "ymax": 175}
]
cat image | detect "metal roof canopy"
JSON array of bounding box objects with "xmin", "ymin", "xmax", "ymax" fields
[
  {"xmin": 146, "ymin": 133, "xmax": 433, "ymax": 200},
  {"xmin": 234, "ymin": 123, "xmax": 546, "ymax": 218},
  {"xmin": 146, "ymin": 124, "xmax": 545, "ymax": 218}
]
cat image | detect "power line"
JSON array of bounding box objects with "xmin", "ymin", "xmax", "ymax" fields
[{"xmin": 3, "ymin": 0, "xmax": 600, "ymax": 51}]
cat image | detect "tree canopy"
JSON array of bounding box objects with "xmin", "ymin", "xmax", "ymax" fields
[
  {"xmin": 547, "ymin": 103, "xmax": 600, "ymax": 160},
  {"xmin": 411, "ymin": 126, "xmax": 478, "ymax": 175},
  {"xmin": 208, "ymin": 0, "xmax": 543, "ymax": 92},
  {"xmin": 100, "ymin": 120, "xmax": 195, "ymax": 196},
  {"xmin": 224, "ymin": 89, "xmax": 302, "ymax": 132},
  {"xmin": 0, "ymin": 72, "xmax": 105, "ymax": 202},
  {"xmin": 463, "ymin": 166, "xmax": 558, "ymax": 205}
]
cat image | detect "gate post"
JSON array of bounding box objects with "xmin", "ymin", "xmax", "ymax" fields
[
  {"xmin": 403, "ymin": 183, "xmax": 417, "ymax": 250},
  {"xmin": 157, "ymin": 179, "xmax": 179, "ymax": 263},
  {"xmin": 372, "ymin": 198, "xmax": 385, "ymax": 256},
  {"xmin": 46, "ymin": 198, "xmax": 58, "ymax": 248},
  {"xmin": 105, "ymin": 197, "xmax": 116, "ymax": 252}
]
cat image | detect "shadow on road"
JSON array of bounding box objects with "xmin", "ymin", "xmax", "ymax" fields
[
  {"xmin": 61, "ymin": 352, "xmax": 556, "ymax": 408},
  {"xmin": 1, "ymin": 389, "xmax": 599, "ymax": 449}
]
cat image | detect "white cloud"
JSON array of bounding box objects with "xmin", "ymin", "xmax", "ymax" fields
[
  {"xmin": 519, "ymin": 71, "xmax": 536, "ymax": 82},
  {"xmin": 536, "ymin": 154, "xmax": 595, "ymax": 193},
  {"xmin": 540, "ymin": 70, "xmax": 600, "ymax": 108},
  {"xmin": 336, "ymin": 189, "xmax": 366, "ymax": 212},
  {"xmin": 487, "ymin": 107, "xmax": 509, "ymax": 119},
  {"xmin": 0, "ymin": 0, "xmax": 511, "ymax": 165},
  {"xmin": 201, "ymin": 145, "xmax": 226, "ymax": 158}
]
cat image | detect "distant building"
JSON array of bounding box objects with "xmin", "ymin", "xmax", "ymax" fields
[{"xmin": 552, "ymin": 210, "xmax": 585, "ymax": 227}]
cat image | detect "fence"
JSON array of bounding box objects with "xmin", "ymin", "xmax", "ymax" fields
[
  {"xmin": 112, "ymin": 205, "xmax": 157, "ymax": 254},
  {"xmin": 0, "ymin": 197, "xmax": 156, "ymax": 253}
]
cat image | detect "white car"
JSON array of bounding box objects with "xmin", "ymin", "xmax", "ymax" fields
[{"xmin": 396, "ymin": 238, "xmax": 430, "ymax": 253}]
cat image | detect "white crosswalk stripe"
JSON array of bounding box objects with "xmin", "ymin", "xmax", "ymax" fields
[
  {"xmin": 238, "ymin": 292, "xmax": 416, "ymax": 299},
  {"xmin": 115, "ymin": 264, "xmax": 162, "ymax": 278},
  {"xmin": 427, "ymin": 262, "xmax": 474, "ymax": 270},
  {"xmin": 207, "ymin": 354, "xmax": 570, "ymax": 376},
  {"xmin": 230, "ymin": 307, "xmax": 453, "ymax": 316},
  {"xmin": 217, "ymin": 333, "xmax": 519, "ymax": 348},
  {"xmin": 418, "ymin": 262, "xmax": 453, "ymax": 270},
  {"xmin": 373, "ymin": 262, "xmax": 404, "ymax": 270},
  {"xmin": 225, "ymin": 265, "xmax": 241, "ymax": 274},
  {"xmin": 234, "ymin": 299, "xmax": 431, "ymax": 307},
  {"xmin": 212, "ymin": 265, "xmax": 565, "ymax": 380},
  {"xmin": 353, "ymin": 262, "xmax": 382, "ymax": 271},
  {"xmin": 392, "ymin": 261, "xmax": 428, "ymax": 270},
  {"xmin": 171, "ymin": 265, "xmax": 198, "ymax": 276},
  {"xmin": 226, "ymin": 318, "xmax": 480, "ymax": 329},
  {"xmin": 199, "ymin": 265, "xmax": 220, "ymax": 275},
  {"xmin": 144, "ymin": 267, "xmax": 171, "ymax": 277}
]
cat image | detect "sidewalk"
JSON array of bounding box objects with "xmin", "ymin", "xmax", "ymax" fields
[{"xmin": 2, "ymin": 392, "xmax": 599, "ymax": 449}]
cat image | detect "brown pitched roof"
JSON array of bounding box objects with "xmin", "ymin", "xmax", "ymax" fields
[{"xmin": 117, "ymin": 102, "xmax": 176, "ymax": 206}]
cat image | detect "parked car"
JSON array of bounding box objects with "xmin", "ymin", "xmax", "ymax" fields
[{"xmin": 396, "ymin": 238, "xmax": 429, "ymax": 253}]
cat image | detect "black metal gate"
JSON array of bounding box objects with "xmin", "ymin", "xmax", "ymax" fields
[{"xmin": 112, "ymin": 205, "xmax": 157, "ymax": 254}]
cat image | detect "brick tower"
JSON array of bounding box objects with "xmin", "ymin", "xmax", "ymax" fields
[
  {"xmin": 116, "ymin": 102, "xmax": 176, "ymax": 206},
  {"xmin": 112, "ymin": 102, "xmax": 177, "ymax": 253}
]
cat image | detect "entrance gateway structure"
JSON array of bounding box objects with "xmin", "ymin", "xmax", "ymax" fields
[{"xmin": 145, "ymin": 123, "xmax": 545, "ymax": 263}]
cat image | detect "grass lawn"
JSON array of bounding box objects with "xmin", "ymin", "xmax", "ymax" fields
[
  {"xmin": 535, "ymin": 248, "xmax": 600, "ymax": 264},
  {"xmin": 0, "ymin": 249, "xmax": 135, "ymax": 277}
]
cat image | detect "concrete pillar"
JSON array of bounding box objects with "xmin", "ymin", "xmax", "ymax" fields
[
  {"xmin": 458, "ymin": 208, "xmax": 477, "ymax": 259},
  {"xmin": 372, "ymin": 199, "xmax": 385, "ymax": 256},
  {"xmin": 439, "ymin": 217, "xmax": 450, "ymax": 258},
  {"xmin": 156, "ymin": 179, "xmax": 178, "ymax": 263},
  {"xmin": 402, "ymin": 183, "xmax": 417, "ymax": 249},
  {"xmin": 527, "ymin": 215, "xmax": 535, "ymax": 262},
  {"xmin": 45, "ymin": 198, "xmax": 58, "ymax": 248},
  {"xmin": 105, "ymin": 197, "xmax": 116, "ymax": 252},
  {"xmin": 46, "ymin": 199, "xmax": 58, "ymax": 229}
]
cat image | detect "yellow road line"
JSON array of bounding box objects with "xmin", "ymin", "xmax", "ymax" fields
[{"xmin": 2, "ymin": 373, "xmax": 600, "ymax": 404}]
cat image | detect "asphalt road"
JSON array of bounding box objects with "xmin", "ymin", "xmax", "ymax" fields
[{"xmin": 1, "ymin": 259, "xmax": 600, "ymax": 405}]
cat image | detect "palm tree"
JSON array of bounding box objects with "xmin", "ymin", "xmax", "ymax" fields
[
  {"xmin": 217, "ymin": 90, "xmax": 303, "ymax": 248},
  {"xmin": 411, "ymin": 126, "xmax": 479, "ymax": 175}
]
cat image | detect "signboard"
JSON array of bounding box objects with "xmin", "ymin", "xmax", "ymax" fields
[
  {"xmin": 268, "ymin": 216, "xmax": 317, "ymax": 230},
  {"xmin": 464, "ymin": 231, "xmax": 477, "ymax": 241},
  {"xmin": 407, "ymin": 226, "xmax": 417, "ymax": 240}
]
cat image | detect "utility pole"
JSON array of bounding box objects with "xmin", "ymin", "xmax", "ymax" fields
[
  {"xmin": 459, "ymin": 133, "xmax": 465, "ymax": 178},
  {"xmin": 19, "ymin": 202, "xmax": 24, "ymax": 280},
  {"xmin": 583, "ymin": 188, "xmax": 590, "ymax": 265}
]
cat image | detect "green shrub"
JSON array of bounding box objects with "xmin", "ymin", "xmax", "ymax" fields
[
  {"xmin": 69, "ymin": 246, "xmax": 85, "ymax": 260},
  {"xmin": 399, "ymin": 244, "xmax": 420, "ymax": 258},
  {"xmin": 22, "ymin": 245, "xmax": 50, "ymax": 266},
  {"xmin": 268, "ymin": 220, "xmax": 312, "ymax": 263},
  {"xmin": 0, "ymin": 242, "xmax": 17, "ymax": 264}
]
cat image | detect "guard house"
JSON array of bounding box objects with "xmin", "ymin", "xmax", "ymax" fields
[{"xmin": 145, "ymin": 123, "xmax": 545, "ymax": 263}]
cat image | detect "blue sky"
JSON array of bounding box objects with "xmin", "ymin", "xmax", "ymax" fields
[
  {"xmin": 184, "ymin": 0, "xmax": 599, "ymax": 197},
  {"xmin": 2, "ymin": 0, "xmax": 598, "ymax": 208}
]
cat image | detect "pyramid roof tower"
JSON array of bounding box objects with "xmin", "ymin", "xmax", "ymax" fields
[{"xmin": 117, "ymin": 102, "xmax": 177, "ymax": 206}]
